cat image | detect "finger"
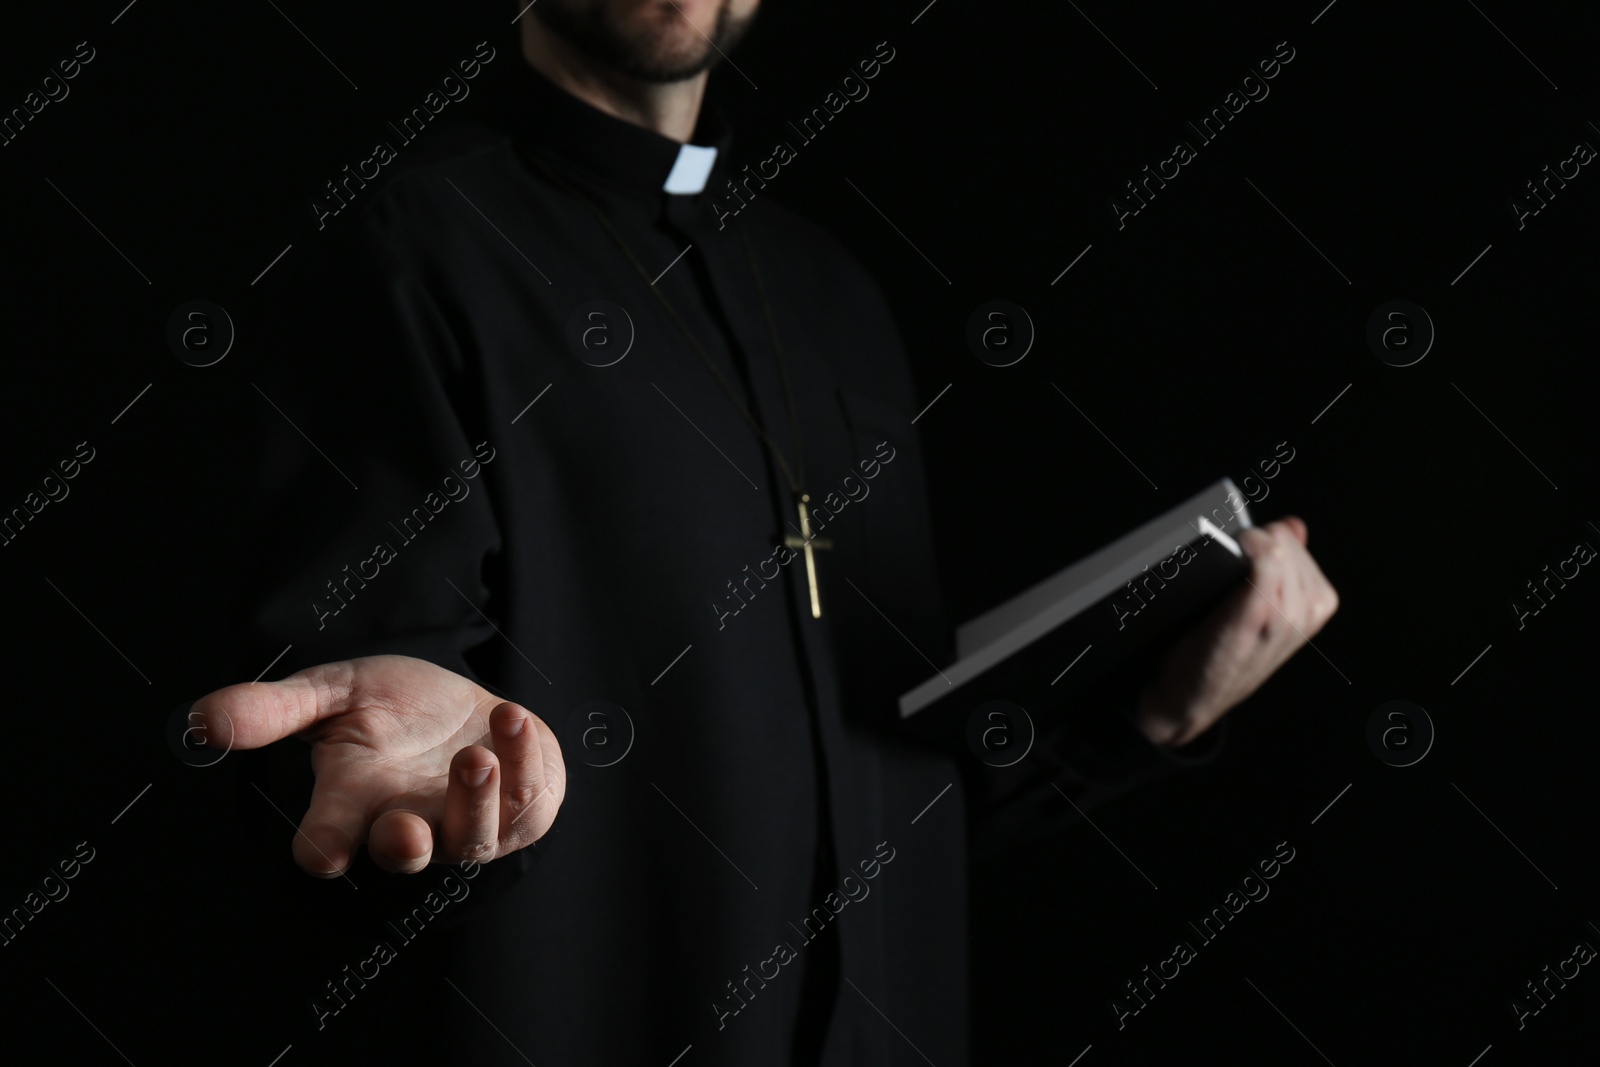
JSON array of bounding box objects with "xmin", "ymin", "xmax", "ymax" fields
[
  {"xmin": 293, "ymin": 775, "xmax": 370, "ymax": 878},
  {"xmin": 441, "ymin": 746, "xmax": 500, "ymax": 863},
  {"xmin": 1238, "ymin": 528, "xmax": 1291, "ymax": 638},
  {"xmin": 1278, "ymin": 516, "xmax": 1309, "ymax": 546},
  {"xmin": 1276, "ymin": 541, "xmax": 1313, "ymax": 642},
  {"xmin": 1261, "ymin": 524, "xmax": 1329, "ymax": 637},
  {"xmin": 532, "ymin": 714, "xmax": 567, "ymax": 839},
  {"xmin": 369, "ymin": 810, "xmax": 433, "ymax": 874},
  {"xmin": 190, "ymin": 660, "xmax": 360, "ymax": 751},
  {"xmin": 1240, "ymin": 526, "xmax": 1289, "ymax": 593},
  {"xmin": 1297, "ymin": 548, "xmax": 1340, "ymax": 634},
  {"xmin": 491, "ymin": 702, "xmax": 546, "ymax": 846},
  {"xmin": 1238, "ymin": 526, "xmax": 1280, "ymax": 563},
  {"xmin": 1270, "ymin": 536, "xmax": 1337, "ymax": 653}
]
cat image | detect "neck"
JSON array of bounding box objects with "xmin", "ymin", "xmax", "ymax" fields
[{"xmin": 520, "ymin": 22, "xmax": 707, "ymax": 143}]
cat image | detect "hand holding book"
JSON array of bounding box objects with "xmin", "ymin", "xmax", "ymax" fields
[
  {"xmin": 1135, "ymin": 516, "xmax": 1339, "ymax": 748},
  {"xmin": 898, "ymin": 481, "xmax": 1340, "ymax": 761}
]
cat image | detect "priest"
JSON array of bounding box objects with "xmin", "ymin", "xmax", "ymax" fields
[{"xmin": 192, "ymin": 1, "xmax": 1339, "ymax": 1063}]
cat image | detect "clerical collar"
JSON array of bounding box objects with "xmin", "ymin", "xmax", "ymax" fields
[{"xmin": 487, "ymin": 57, "xmax": 731, "ymax": 199}]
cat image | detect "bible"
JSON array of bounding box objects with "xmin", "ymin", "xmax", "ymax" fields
[{"xmin": 899, "ymin": 479, "xmax": 1254, "ymax": 743}]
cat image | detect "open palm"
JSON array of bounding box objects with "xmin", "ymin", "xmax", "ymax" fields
[{"xmin": 191, "ymin": 655, "xmax": 565, "ymax": 877}]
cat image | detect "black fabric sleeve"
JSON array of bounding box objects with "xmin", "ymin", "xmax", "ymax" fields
[
  {"xmin": 961, "ymin": 655, "xmax": 1226, "ymax": 859},
  {"xmin": 221, "ymin": 204, "xmax": 534, "ymax": 933}
]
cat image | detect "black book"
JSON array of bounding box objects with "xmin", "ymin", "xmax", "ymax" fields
[{"xmin": 899, "ymin": 479, "xmax": 1254, "ymax": 750}]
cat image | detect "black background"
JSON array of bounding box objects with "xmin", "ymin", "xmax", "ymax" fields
[{"xmin": 2, "ymin": 1, "xmax": 1597, "ymax": 1063}]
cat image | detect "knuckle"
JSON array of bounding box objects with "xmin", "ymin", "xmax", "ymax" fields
[
  {"xmin": 543, "ymin": 758, "xmax": 567, "ymax": 804},
  {"xmin": 1244, "ymin": 596, "xmax": 1275, "ymax": 631},
  {"xmin": 1308, "ymin": 586, "xmax": 1339, "ymax": 625},
  {"xmin": 506, "ymin": 785, "xmax": 541, "ymax": 814},
  {"xmin": 1249, "ymin": 546, "xmax": 1282, "ymax": 578},
  {"xmin": 298, "ymin": 661, "xmax": 358, "ymax": 727},
  {"xmin": 457, "ymin": 840, "xmax": 498, "ymax": 863},
  {"xmin": 530, "ymin": 714, "xmax": 558, "ymax": 753}
]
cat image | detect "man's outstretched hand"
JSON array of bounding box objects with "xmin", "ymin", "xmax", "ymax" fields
[
  {"xmin": 1136, "ymin": 517, "xmax": 1339, "ymax": 749},
  {"xmin": 191, "ymin": 656, "xmax": 565, "ymax": 878}
]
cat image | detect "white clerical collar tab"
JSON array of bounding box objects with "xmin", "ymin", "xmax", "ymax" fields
[{"xmin": 663, "ymin": 143, "xmax": 718, "ymax": 194}]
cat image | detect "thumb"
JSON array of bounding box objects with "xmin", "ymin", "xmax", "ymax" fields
[{"xmin": 190, "ymin": 662, "xmax": 358, "ymax": 750}]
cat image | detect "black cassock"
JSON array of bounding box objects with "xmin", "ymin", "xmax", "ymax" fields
[{"xmin": 228, "ymin": 58, "xmax": 1214, "ymax": 1067}]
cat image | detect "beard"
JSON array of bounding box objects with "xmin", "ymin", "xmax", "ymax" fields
[{"xmin": 534, "ymin": 0, "xmax": 755, "ymax": 84}]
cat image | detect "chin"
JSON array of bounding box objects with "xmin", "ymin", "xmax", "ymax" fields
[
  {"xmin": 537, "ymin": 0, "xmax": 751, "ymax": 83},
  {"xmin": 633, "ymin": 0, "xmax": 723, "ymax": 46}
]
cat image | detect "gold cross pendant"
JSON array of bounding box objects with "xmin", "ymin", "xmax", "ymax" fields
[{"xmin": 783, "ymin": 493, "xmax": 833, "ymax": 618}]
